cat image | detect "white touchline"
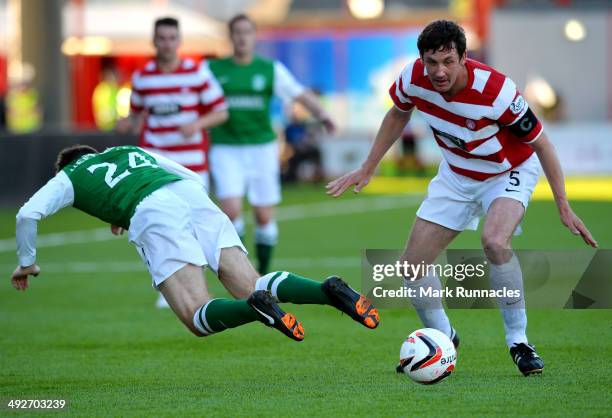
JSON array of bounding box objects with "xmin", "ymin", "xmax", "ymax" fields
[
  {"xmin": 0, "ymin": 227, "xmax": 111, "ymax": 253},
  {"xmin": 0, "ymin": 257, "xmax": 362, "ymax": 274},
  {"xmin": 0, "ymin": 194, "xmax": 422, "ymax": 253}
]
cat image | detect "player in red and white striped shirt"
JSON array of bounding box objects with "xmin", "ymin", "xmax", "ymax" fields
[
  {"xmin": 328, "ymin": 20, "xmax": 597, "ymax": 376},
  {"xmin": 119, "ymin": 17, "xmax": 228, "ymax": 191},
  {"xmin": 118, "ymin": 17, "xmax": 228, "ymax": 309}
]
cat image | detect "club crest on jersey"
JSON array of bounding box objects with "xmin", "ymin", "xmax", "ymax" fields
[
  {"xmin": 510, "ymin": 95, "xmax": 526, "ymax": 115},
  {"xmin": 252, "ymin": 74, "xmax": 266, "ymax": 91},
  {"xmin": 465, "ymin": 119, "xmax": 476, "ymax": 130}
]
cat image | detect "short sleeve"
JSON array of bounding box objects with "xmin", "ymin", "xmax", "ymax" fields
[
  {"xmin": 198, "ymin": 61, "xmax": 227, "ymax": 113},
  {"xmin": 389, "ymin": 62, "xmax": 415, "ymax": 112},
  {"xmin": 495, "ymin": 80, "xmax": 543, "ymax": 144},
  {"xmin": 273, "ymin": 61, "xmax": 306, "ymax": 103}
]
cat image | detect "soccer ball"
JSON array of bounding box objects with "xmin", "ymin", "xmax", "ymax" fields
[{"xmin": 398, "ymin": 328, "xmax": 457, "ymax": 384}]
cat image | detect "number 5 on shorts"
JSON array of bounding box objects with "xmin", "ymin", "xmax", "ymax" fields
[
  {"xmin": 509, "ymin": 170, "xmax": 520, "ymax": 187},
  {"xmin": 504, "ymin": 170, "xmax": 521, "ymax": 192}
]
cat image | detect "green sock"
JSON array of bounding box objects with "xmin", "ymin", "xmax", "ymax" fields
[
  {"xmin": 194, "ymin": 299, "xmax": 258, "ymax": 335},
  {"xmin": 257, "ymin": 271, "xmax": 331, "ymax": 305},
  {"xmin": 256, "ymin": 243, "xmax": 274, "ymax": 274}
]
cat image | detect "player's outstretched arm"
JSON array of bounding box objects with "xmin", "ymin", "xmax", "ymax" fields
[
  {"xmin": 530, "ymin": 133, "xmax": 598, "ymax": 247},
  {"xmin": 12, "ymin": 173, "xmax": 74, "ymax": 290},
  {"xmin": 326, "ymin": 106, "xmax": 412, "ymax": 197}
]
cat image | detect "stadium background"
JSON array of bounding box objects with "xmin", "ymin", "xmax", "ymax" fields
[{"xmin": 0, "ymin": 0, "xmax": 611, "ymax": 416}]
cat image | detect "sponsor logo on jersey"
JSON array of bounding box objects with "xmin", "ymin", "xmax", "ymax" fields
[
  {"xmin": 227, "ymin": 95, "xmax": 265, "ymax": 109},
  {"xmin": 510, "ymin": 95, "xmax": 526, "ymax": 115},
  {"xmin": 465, "ymin": 119, "xmax": 476, "ymax": 130},
  {"xmin": 149, "ymin": 103, "xmax": 180, "ymax": 116},
  {"xmin": 252, "ymin": 74, "xmax": 266, "ymax": 91},
  {"xmin": 432, "ymin": 127, "xmax": 468, "ymax": 151}
]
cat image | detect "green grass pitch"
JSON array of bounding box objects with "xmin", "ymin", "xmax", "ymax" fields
[{"xmin": 0, "ymin": 185, "xmax": 611, "ymax": 417}]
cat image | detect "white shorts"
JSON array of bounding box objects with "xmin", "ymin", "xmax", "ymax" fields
[
  {"xmin": 416, "ymin": 153, "xmax": 541, "ymax": 234},
  {"xmin": 128, "ymin": 180, "xmax": 246, "ymax": 288},
  {"xmin": 209, "ymin": 141, "xmax": 281, "ymax": 206}
]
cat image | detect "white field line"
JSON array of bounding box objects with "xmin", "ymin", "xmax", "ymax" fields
[
  {"xmin": 0, "ymin": 194, "xmax": 421, "ymax": 253},
  {"xmin": 0, "ymin": 256, "xmax": 362, "ymax": 274}
]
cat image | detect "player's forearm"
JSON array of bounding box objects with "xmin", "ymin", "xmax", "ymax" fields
[
  {"xmin": 531, "ymin": 133, "xmax": 569, "ymax": 210},
  {"xmin": 295, "ymin": 91, "xmax": 332, "ymax": 122},
  {"xmin": 362, "ymin": 107, "xmax": 412, "ymax": 172},
  {"xmin": 195, "ymin": 109, "xmax": 228, "ymax": 131},
  {"xmin": 13, "ymin": 173, "xmax": 73, "ymax": 267},
  {"xmin": 15, "ymin": 214, "xmax": 38, "ymax": 267}
]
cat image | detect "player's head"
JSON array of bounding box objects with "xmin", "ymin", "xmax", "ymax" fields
[
  {"xmin": 417, "ymin": 20, "xmax": 467, "ymax": 94},
  {"xmin": 228, "ymin": 14, "xmax": 256, "ymax": 58},
  {"xmin": 153, "ymin": 17, "xmax": 180, "ymax": 63},
  {"xmin": 55, "ymin": 145, "xmax": 98, "ymax": 173}
]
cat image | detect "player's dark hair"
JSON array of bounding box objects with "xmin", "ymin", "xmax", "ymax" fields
[
  {"xmin": 55, "ymin": 145, "xmax": 98, "ymax": 173},
  {"xmin": 154, "ymin": 17, "xmax": 179, "ymax": 32},
  {"xmin": 228, "ymin": 13, "xmax": 255, "ymax": 33},
  {"xmin": 417, "ymin": 20, "xmax": 466, "ymax": 59}
]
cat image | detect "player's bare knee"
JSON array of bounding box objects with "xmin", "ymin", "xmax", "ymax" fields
[
  {"xmin": 482, "ymin": 234, "xmax": 511, "ymax": 264},
  {"xmin": 253, "ymin": 208, "xmax": 273, "ymax": 225},
  {"xmin": 225, "ymin": 208, "xmax": 241, "ymax": 221},
  {"xmin": 221, "ymin": 199, "xmax": 242, "ymax": 220}
]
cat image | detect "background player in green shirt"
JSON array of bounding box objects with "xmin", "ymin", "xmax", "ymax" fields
[
  {"xmin": 208, "ymin": 14, "xmax": 336, "ymax": 274},
  {"xmin": 11, "ymin": 145, "xmax": 379, "ymax": 342}
]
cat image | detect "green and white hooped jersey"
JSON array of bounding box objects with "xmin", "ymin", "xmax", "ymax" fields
[
  {"xmin": 62, "ymin": 146, "xmax": 181, "ymax": 228},
  {"xmin": 209, "ymin": 56, "xmax": 305, "ymax": 145}
]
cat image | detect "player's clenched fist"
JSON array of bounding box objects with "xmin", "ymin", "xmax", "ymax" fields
[
  {"xmin": 110, "ymin": 224, "xmax": 126, "ymax": 236},
  {"xmin": 11, "ymin": 264, "xmax": 41, "ymax": 291}
]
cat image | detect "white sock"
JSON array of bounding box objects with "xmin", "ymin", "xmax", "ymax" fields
[
  {"xmin": 255, "ymin": 221, "xmax": 278, "ymax": 246},
  {"xmin": 232, "ymin": 216, "xmax": 246, "ymax": 238},
  {"xmin": 489, "ymin": 254, "xmax": 528, "ymax": 348},
  {"xmin": 254, "ymin": 271, "xmax": 288, "ymax": 300},
  {"xmin": 404, "ymin": 273, "xmax": 452, "ymax": 337},
  {"xmin": 192, "ymin": 301, "xmax": 216, "ymax": 336}
]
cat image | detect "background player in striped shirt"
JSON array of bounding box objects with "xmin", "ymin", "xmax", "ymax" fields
[
  {"xmin": 118, "ymin": 17, "xmax": 228, "ymax": 191},
  {"xmin": 208, "ymin": 14, "xmax": 336, "ymax": 275},
  {"xmin": 328, "ymin": 20, "xmax": 597, "ymax": 376}
]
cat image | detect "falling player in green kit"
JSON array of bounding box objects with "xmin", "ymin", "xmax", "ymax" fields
[
  {"xmin": 11, "ymin": 145, "xmax": 380, "ymax": 342},
  {"xmin": 208, "ymin": 14, "xmax": 336, "ymax": 274}
]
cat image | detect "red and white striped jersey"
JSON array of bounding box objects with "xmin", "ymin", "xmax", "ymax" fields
[
  {"xmin": 130, "ymin": 58, "xmax": 227, "ymax": 173},
  {"xmin": 389, "ymin": 58, "xmax": 543, "ymax": 181}
]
